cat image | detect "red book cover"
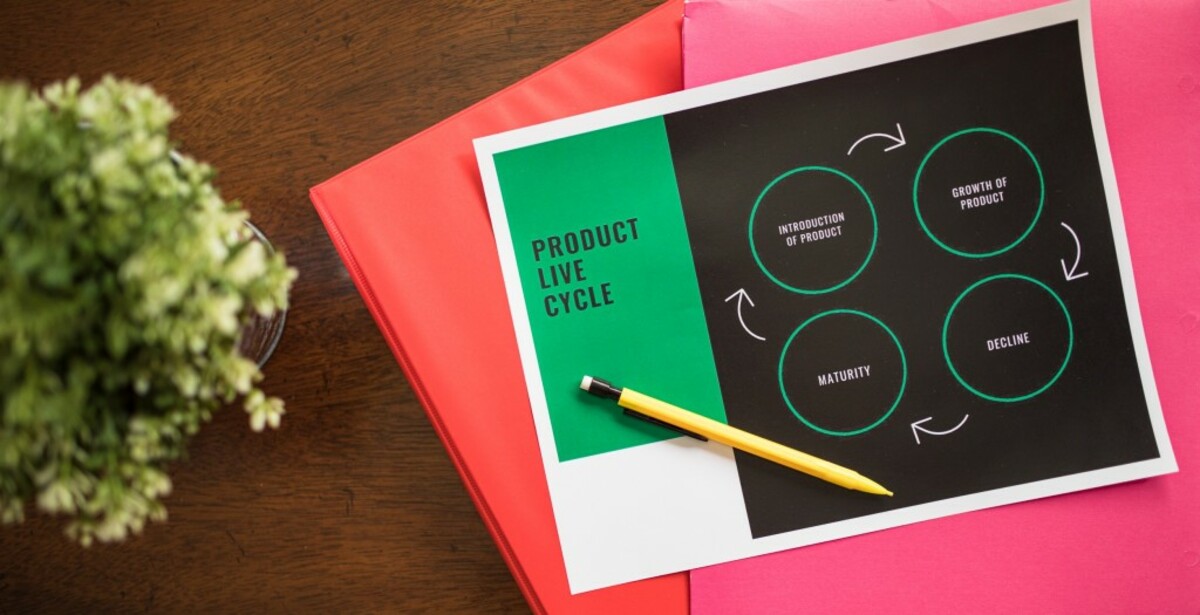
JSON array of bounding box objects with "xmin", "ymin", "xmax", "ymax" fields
[{"xmin": 309, "ymin": 2, "xmax": 687, "ymax": 612}]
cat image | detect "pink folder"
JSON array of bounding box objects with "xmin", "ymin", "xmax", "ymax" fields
[{"xmin": 684, "ymin": 1, "xmax": 1200, "ymax": 612}]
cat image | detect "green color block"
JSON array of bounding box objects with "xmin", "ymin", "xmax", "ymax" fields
[{"xmin": 494, "ymin": 117, "xmax": 726, "ymax": 462}]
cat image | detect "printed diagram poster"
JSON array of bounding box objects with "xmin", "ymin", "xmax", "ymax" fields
[{"xmin": 476, "ymin": 2, "xmax": 1175, "ymax": 593}]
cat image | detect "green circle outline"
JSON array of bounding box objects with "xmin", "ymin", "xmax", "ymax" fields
[
  {"xmin": 749, "ymin": 166, "xmax": 878, "ymax": 294},
  {"xmin": 941, "ymin": 273, "xmax": 1073, "ymax": 403},
  {"xmin": 777, "ymin": 309, "xmax": 907, "ymax": 437},
  {"xmin": 912, "ymin": 127, "xmax": 1045, "ymax": 258}
]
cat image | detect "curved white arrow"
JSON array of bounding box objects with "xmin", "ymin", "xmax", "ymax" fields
[
  {"xmin": 911, "ymin": 414, "xmax": 969, "ymax": 445},
  {"xmin": 1060, "ymin": 222, "xmax": 1089, "ymax": 281},
  {"xmin": 847, "ymin": 123, "xmax": 906, "ymax": 156},
  {"xmin": 724, "ymin": 289, "xmax": 766, "ymax": 341}
]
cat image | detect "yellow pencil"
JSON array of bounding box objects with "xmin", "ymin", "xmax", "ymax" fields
[{"xmin": 580, "ymin": 375, "xmax": 892, "ymax": 496}]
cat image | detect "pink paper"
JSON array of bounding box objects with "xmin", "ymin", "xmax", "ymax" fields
[{"xmin": 685, "ymin": 1, "xmax": 1200, "ymax": 612}]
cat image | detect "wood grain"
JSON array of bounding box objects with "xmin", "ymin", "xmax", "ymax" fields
[{"xmin": 0, "ymin": 1, "xmax": 663, "ymax": 611}]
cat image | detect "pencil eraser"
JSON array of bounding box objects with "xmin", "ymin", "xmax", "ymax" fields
[{"xmin": 580, "ymin": 375, "xmax": 593, "ymax": 391}]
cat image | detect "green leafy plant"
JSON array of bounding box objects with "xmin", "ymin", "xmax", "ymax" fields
[{"xmin": 0, "ymin": 76, "xmax": 297, "ymax": 545}]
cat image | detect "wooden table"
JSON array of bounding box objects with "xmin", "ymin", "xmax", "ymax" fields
[{"xmin": 0, "ymin": 1, "xmax": 662, "ymax": 611}]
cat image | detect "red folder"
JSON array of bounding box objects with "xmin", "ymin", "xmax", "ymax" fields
[{"xmin": 309, "ymin": 2, "xmax": 686, "ymax": 612}]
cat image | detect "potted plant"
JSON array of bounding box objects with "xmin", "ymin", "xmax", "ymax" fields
[{"xmin": 0, "ymin": 76, "xmax": 297, "ymax": 545}]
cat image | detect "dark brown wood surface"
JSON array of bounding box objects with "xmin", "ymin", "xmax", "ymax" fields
[{"xmin": 0, "ymin": 1, "xmax": 663, "ymax": 612}]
